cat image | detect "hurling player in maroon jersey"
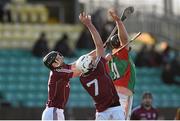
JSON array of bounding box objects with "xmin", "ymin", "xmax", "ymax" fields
[
  {"xmin": 42, "ymin": 51, "xmax": 81, "ymax": 120},
  {"xmin": 131, "ymin": 92, "xmax": 158, "ymax": 120},
  {"xmin": 75, "ymin": 12, "xmax": 125, "ymax": 120}
]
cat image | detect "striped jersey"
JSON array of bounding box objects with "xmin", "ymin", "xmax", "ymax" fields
[{"xmin": 108, "ymin": 48, "xmax": 136, "ymax": 92}]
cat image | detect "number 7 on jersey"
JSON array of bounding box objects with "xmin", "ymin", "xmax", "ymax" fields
[{"xmin": 87, "ymin": 79, "xmax": 99, "ymax": 96}]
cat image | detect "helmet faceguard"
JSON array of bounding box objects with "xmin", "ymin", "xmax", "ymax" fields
[
  {"xmin": 43, "ymin": 51, "xmax": 63, "ymax": 70},
  {"xmin": 76, "ymin": 55, "xmax": 93, "ymax": 73}
]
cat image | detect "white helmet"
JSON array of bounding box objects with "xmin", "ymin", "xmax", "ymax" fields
[{"xmin": 76, "ymin": 55, "xmax": 93, "ymax": 73}]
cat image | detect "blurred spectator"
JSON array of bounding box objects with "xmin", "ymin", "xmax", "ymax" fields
[
  {"xmin": 161, "ymin": 63, "xmax": 180, "ymax": 86},
  {"xmin": 0, "ymin": 91, "xmax": 11, "ymax": 107},
  {"xmin": 161, "ymin": 45, "xmax": 171, "ymax": 65},
  {"xmin": 135, "ymin": 44, "xmax": 149, "ymax": 67},
  {"xmin": 175, "ymin": 108, "xmax": 180, "ymax": 120},
  {"xmin": 32, "ymin": 32, "xmax": 49, "ymax": 57},
  {"xmin": 3, "ymin": 2, "xmax": 12, "ymax": 22},
  {"xmin": 0, "ymin": 91, "xmax": 3, "ymax": 104},
  {"xmin": 76, "ymin": 28, "xmax": 95, "ymax": 49},
  {"xmin": 0, "ymin": 4, "xmax": 4, "ymax": 22},
  {"xmin": 171, "ymin": 52, "xmax": 180, "ymax": 76},
  {"xmin": 148, "ymin": 45, "xmax": 161, "ymax": 67},
  {"xmin": 91, "ymin": 8, "xmax": 107, "ymax": 34},
  {"xmin": 131, "ymin": 92, "xmax": 158, "ymax": 120},
  {"xmin": 76, "ymin": 8, "xmax": 108, "ymax": 50},
  {"xmin": 53, "ymin": 33, "xmax": 74, "ymax": 57},
  {"xmin": 101, "ymin": 21, "xmax": 114, "ymax": 43}
]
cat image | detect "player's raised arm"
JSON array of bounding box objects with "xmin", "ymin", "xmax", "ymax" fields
[
  {"xmin": 79, "ymin": 12, "xmax": 105, "ymax": 57},
  {"xmin": 109, "ymin": 9, "xmax": 129, "ymax": 48}
]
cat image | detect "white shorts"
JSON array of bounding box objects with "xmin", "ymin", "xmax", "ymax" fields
[
  {"xmin": 118, "ymin": 93, "xmax": 133, "ymax": 120},
  {"xmin": 42, "ymin": 107, "xmax": 64, "ymax": 120},
  {"xmin": 96, "ymin": 106, "xmax": 125, "ymax": 120}
]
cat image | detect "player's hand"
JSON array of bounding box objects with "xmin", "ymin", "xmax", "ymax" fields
[
  {"xmin": 79, "ymin": 12, "xmax": 92, "ymax": 26},
  {"xmin": 108, "ymin": 9, "xmax": 120, "ymax": 21}
]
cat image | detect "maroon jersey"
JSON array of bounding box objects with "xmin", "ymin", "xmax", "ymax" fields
[
  {"xmin": 80, "ymin": 57, "xmax": 119, "ymax": 112},
  {"xmin": 131, "ymin": 105, "xmax": 158, "ymax": 120},
  {"xmin": 46, "ymin": 64, "xmax": 73, "ymax": 109}
]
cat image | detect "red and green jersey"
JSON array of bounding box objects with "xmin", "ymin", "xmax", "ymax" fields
[{"xmin": 108, "ymin": 48, "xmax": 136, "ymax": 92}]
